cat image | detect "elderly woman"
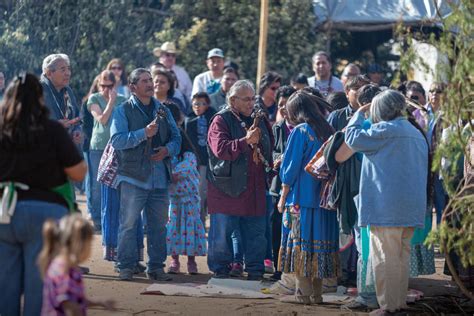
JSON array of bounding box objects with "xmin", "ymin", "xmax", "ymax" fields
[
  {"xmin": 345, "ymin": 90, "xmax": 428, "ymax": 314},
  {"xmin": 0, "ymin": 74, "xmax": 86, "ymax": 315},
  {"xmin": 278, "ymin": 92, "xmax": 338, "ymax": 304}
]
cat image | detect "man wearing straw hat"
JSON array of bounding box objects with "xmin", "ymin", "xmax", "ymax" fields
[{"xmin": 153, "ymin": 42, "xmax": 193, "ymax": 100}]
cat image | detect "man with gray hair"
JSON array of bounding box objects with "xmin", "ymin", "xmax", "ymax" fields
[
  {"xmin": 308, "ymin": 51, "xmax": 344, "ymax": 98},
  {"xmin": 40, "ymin": 54, "xmax": 82, "ymax": 143},
  {"xmin": 206, "ymin": 79, "xmax": 273, "ymax": 280}
]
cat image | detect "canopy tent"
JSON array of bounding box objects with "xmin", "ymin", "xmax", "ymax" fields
[{"xmin": 312, "ymin": 0, "xmax": 454, "ymax": 31}]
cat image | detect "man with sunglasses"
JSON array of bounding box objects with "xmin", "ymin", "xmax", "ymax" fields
[
  {"xmin": 41, "ymin": 53, "xmax": 82, "ymax": 145},
  {"xmin": 153, "ymin": 42, "xmax": 193, "ymax": 100}
]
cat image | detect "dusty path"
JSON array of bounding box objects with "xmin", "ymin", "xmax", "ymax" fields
[{"xmin": 77, "ymin": 195, "xmax": 469, "ymax": 315}]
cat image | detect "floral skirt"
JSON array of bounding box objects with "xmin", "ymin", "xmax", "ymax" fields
[
  {"xmin": 101, "ymin": 185, "xmax": 144, "ymax": 261},
  {"xmin": 278, "ymin": 205, "xmax": 339, "ymax": 278},
  {"xmin": 166, "ymin": 195, "xmax": 207, "ymax": 256}
]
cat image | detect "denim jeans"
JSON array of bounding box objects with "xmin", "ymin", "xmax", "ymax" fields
[
  {"xmin": 88, "ymin": 149, "xmax": 103, "ymax": 229},
  {"xmin": 0, "ymin": 200, "xmax": 68, "ymax": 316},
  {"xmin": 117, "ymin": 181, "xmax": 168, "ymax": 272},
  {"xmin": 265, "ymin": 192, "xmax": 274, "ymax": 261},
  {"xmin": 231, "ymin": 229, "xmax": 243, "ymax": 263},
  {"xmin": 208, "ymin": 213, "xmax": 266, "ymax": 276},
  {"xmin": 84, "ymin": 150, "xmax": 92, "ymax": 216}
]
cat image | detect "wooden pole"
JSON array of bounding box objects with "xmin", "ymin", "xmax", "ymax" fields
[{"xmin": 256, "ymin": 0, "xmax": 269, "ymax": 89}]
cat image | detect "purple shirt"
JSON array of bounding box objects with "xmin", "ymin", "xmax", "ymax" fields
[
  {"xmin": 207, "ymin": 115, "xmax": 267, "ymax": 216},
  {"xmin": 42, "ymin": 257, "xmax": 87, "ymax": 316}
]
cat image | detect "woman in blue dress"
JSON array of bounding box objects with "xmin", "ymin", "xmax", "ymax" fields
[{"xmin": 278, "ymin": 91, "xmax": 339, "ymax": 304}]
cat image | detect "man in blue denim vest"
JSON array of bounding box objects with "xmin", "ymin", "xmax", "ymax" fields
[{"xmin": 110, "ymin": 68, "xmax": 181, "ymax": 281}]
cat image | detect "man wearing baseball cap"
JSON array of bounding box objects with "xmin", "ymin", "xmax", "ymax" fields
[
  {"xmin": 192, "ymin": 48, "xmax": 225, "ymax": 96},
  {"xmin": 153, "ymin": 42, "xmax": 193, "ymax": 100}
]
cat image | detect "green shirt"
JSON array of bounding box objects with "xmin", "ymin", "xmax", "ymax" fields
[{"xmin": 87, "ymin": 93, "xmax": 126, "ymax": 150}]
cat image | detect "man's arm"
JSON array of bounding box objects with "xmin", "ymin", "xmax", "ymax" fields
[
  {"xmin": 207, "ymin": 115, "xmax": 250, "ymax": 161},
  {"xmin": 110, "ymin": 105, "xmax": 147, "ymax": 150}
]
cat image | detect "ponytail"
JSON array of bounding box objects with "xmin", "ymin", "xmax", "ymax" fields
[{"xmin": 37, "ymin": 219, "xmax": 60, "ymax": 278}]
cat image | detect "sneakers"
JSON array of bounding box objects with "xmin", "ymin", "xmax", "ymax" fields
[
  {"xmin": 119, "ymin": 268, "xmax": 133, "ymax": 281},
  {"xmin": 147, "ymin": 270, "xmax": 173, "ymax": 281},
  {"xmin": 187, "ymin": 259, "xmax": 198, "ymax": 275},
  {"xmin": 264, "ymin": 259, "xmax": 275, "ymax": 274},
  {"xmin": 114, "ymin": 262, "xmax": 146, "ymax": 274},
  {"xmin": 135, "ymin": 262, "xmax": 147, "ymax": 274},
  {"xmin": 229, "ymin": 262, "xmax": 244, "ymax": 277},
  {"xmin": 212, "ymin": 271, "xmax": 230, "ymax": 279}
]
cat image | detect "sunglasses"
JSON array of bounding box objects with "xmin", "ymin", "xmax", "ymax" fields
[
  {"xmin": 269, "ymin": 86, "xmax": 279, "ymax": 91},
  {"xmin": 163, "ymin": 53, "xmax": 176, "ymax": 58},
  {"xmin": 192, "ymin": 102, "xmax": 208, "ymax": 107},
  {"xmin": 100, "ymin": 83, "xmax": 114, "ymax": 89}
]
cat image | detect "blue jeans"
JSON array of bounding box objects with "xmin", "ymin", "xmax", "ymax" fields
[
  {"xmin": 0, "ymin": 200, "xmax": 68, "ymax": 316},
  {"xmin": 265, "ymin": 192, "xmax": 274, "ymax": 260},
  {"xmin": 117, "ymin": 181, "xmax": 168, "ymax": 272},
  {"xmin": 208, "ymin": 213, "xmax": 266, "ymax": 276},
  {"xmin": 88, "ymin": 150, "xmax": 103, "ymax": 229},
  {"xmin": 231, "ymin": 229, "xmax": 243, "ymax": 263}
]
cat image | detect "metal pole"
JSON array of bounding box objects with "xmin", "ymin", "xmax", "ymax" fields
[{"xmin": 256, "ymin": 0, "xmax": 269, "ymax": 89}]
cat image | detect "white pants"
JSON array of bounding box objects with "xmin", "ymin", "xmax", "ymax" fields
[{"xmin": 370, "ymin": 226, "xmax": 414, "ymax": 312}]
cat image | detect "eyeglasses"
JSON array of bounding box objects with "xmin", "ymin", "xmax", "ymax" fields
[
  {"xmin": 110, "ymin": 66, "xmax": 122, "ymax": 71},
  {"xmin": 162, "ymin": 53, "xmax": 176, "ymax": 58},
  {"xmin": 100, "ymin": 83, "xmax": 114, "ymax": 89},
  {"xmin": 234, "ymin": 96, "xmax": 255, "ymax": 103},
  {"xmin": 429, "ymin": 89, "xmax": 443, "ymax": 94},
  {"xmin": 192, "ymin": 102, "xmax": 208, "ymax": 107}
]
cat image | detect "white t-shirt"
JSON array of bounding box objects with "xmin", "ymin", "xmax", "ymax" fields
[
  {"xmin": 192, "ymin": 71, "xmax": 222, "ymax": 96},
  {"xmin": 307, "ymin": 75, "xmax": 344, "ymax": 97}
]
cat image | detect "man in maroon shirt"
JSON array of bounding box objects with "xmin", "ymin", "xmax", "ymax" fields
[{"xmin": 206, "ymin": 80, "xmax": 273, "ymax": 280}]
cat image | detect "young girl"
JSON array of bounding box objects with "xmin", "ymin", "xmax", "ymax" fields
[
  {"xmin": 164, "ymin": 101, "xmax": 207, "ymax": 274},
  {"xmin": 38, "ymin": 214, "xmax": 115, "ymax": 315}
]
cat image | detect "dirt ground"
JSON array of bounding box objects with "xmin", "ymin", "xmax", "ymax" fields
[{"xmin": 77, "ymin": 195, "xmax": 472, "ymax": 315}]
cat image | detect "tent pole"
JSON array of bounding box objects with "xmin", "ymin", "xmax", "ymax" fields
[{"xmin": 257, "ymin": 0, "xmax": 269, "ymax": 89}]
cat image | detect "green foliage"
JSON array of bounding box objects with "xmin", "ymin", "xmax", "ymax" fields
[
  {"xmin": 150, "ymin": 0, "xmax": 323, "ymax": 82},
  {"xmin": 397, "ymin": 0, "xmax": 474, "ymax": 269},
  {"xmin": 0, "ymin": 0, "xmax": 169, "ymax": 98}
]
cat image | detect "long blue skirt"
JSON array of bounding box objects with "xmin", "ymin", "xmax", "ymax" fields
[
  {"xmin": 101, "ymin": 184, "xmax": 144, "ymax": 261},
  {"xmin": 279, "ymin": 205, "xmax": 339, "ymax": 278}
]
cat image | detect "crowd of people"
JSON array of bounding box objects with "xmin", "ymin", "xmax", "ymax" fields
[{"xmin": 0, "ymin": 42, "xmax": 472, "ymax": 316}]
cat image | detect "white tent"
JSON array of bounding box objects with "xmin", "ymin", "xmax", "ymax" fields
[{"xmin": 312, "ymin": 0, "xmax": 454, "ymax": 31}]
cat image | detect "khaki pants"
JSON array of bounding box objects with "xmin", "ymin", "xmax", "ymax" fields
[{"xmin": 370, "ymin": 226, "xmax": 414, "ymax": 312}]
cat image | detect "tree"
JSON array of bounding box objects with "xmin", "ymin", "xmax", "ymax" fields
[
  {"xmin": 396, "ymin": 0, "xmax": 473, "ymax": 300},
  {"xmin": 150, "ymin": 0, "xmax": 324, "ymax": 83},
  {"xmin": 0, "ymin": 0, "xmax": 169, "ymax": 98}
]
